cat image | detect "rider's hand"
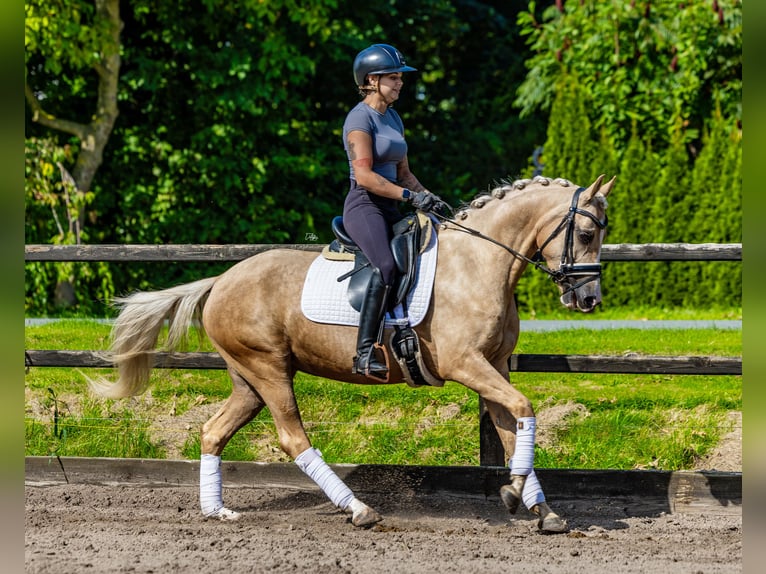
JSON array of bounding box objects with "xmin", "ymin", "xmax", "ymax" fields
[
  {"xmin": 411, "ymin": 190, "xmax": 451, "ymax": 216},
  {"xmin": 411, "ymin": 190, "xmax": 438, "ymax": 212}
]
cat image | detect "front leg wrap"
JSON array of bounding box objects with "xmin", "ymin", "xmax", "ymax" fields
[
  {"xmin": 501, "ymin": 417, "xmax": 541, "ymax": 514},
  {"xmin": 500, "ymin": 417, "xmax": 568, "ymax": 533},
  {"xmin": 510, "ymin": 416, "xmax": 536, "ymax": 476},
  {"xmin": 505, "ymin": 466, "xmax": 545, "ymax": 510}
]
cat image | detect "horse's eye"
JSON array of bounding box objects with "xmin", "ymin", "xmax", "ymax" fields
[{"xmin": 578, "ymin": 231, "xmax": 594, "ymax": 244}]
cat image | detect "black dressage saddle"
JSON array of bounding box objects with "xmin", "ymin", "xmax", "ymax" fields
[
  {"xmin": 328, "ymin": 214, "xmax": 427, "ymax": 313},
  {"xmin": 326, "ymin": 213, "xmax": 439, "ymax": 388}
]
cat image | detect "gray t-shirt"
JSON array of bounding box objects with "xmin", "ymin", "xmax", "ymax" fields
[{"xmin": 343, "ymin": 102, "xmax": 407, "ymax": 183}]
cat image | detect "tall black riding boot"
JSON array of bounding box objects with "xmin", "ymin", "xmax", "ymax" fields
[{"xmin": 352, "ymin": 268, "xmax": 392, "ymax": 380}]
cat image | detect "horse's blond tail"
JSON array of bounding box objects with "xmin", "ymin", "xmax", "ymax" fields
[{"xmin": 88, "ymin": 276, "xmax": 220, "ymax": 399}]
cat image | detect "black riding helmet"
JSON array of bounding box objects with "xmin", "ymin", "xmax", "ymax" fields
[{"xmin": 353, "ymin": 44, "xmax": 417, "ymax": 88}]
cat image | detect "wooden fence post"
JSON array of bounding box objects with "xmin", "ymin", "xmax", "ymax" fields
[{"xmin": 479, "ymin": 398, "xmax": 506, "ymax": 467}]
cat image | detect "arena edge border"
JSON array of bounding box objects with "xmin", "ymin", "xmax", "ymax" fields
[{"xmin": 25, "ymin": 456, "xmax": 741, "ymax": 517}]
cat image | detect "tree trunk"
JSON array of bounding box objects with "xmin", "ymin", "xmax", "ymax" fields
[
  {"xmin": 25, "ymin": 0, "xmax": 122, "ymax": 307},
  {"xmin": 72, "ymin": 0, "xmax": 122, "ymax": 198}
]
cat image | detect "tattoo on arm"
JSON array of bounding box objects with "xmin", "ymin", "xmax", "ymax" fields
[
  {"xmin": 374, "ymin": 173, "xmax": 391, "ymax": 187},
  {"xmin": 399, "ymin": 174, "xmax": 424, "ymax": 192},
  {"xmin": 397, "ymin": 159, "xmax": 426, "ymax": 192}
]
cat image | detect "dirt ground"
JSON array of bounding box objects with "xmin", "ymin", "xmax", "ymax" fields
[
  {"xmin": 25, "ymin": 480, "xmax": 741, "ymax": 574},
  {"xmin": 24, "ymin": 409, "xmax": 743, "ymax": 573}
]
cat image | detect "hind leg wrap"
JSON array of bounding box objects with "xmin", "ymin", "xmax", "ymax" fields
[
  {"xmin": 295, "ymin": 447, "xmax": 355, "ymax": 509},
  {"xmin": 295, "ymin": 447, "xmax": 382, "ymax": 527},
  {"xmin": 199, "ymin": 454, "xmax": 240, "ymax": 520},
  {"xmin": 200, "ymin": 454, "xmax": 224, "ymax": 515}
]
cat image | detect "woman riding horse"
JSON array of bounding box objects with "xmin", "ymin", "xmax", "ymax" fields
[{"xmin": 90, "ymin": 174, "xmax": 614, "ymax": 534}]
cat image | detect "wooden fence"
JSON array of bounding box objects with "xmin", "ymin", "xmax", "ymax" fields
[{"xmin": 24, "ymin": 242, "xmax": 742, "ymax": 466}]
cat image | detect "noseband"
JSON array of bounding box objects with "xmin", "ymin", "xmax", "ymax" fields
[{"xmin": 433, "ymin": 187, "xmax": 608, "ymax": 295}]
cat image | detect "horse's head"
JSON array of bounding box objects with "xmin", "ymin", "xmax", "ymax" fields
[{"xmin": 534, "ymin": 174, "xmax": 614, "ymax": 313}]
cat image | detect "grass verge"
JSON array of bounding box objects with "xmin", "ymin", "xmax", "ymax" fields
[{"xmin": 24, "ymin": 319, "xmax": 741, "ymax": 470}]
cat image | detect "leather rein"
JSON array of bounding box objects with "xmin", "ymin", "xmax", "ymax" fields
[{"xmin": 430, "ymin": 186, "xmax": 608, "ymax": 295}]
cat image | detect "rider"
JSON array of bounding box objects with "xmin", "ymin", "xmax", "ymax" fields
[{"xmin": 342, "ymin": 43, "xmax": 443, "ymax": 379}]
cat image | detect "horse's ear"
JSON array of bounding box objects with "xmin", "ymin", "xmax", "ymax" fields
[
  {"xmin": 583, "ymin": 174, "xmax": 615, "ymax": 202},
  {"xmin": 599, "ymin": 175, "xmax": 616, "ymax": 198}
]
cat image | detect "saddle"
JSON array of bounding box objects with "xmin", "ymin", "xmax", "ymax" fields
[
  {"xmin": 324, "ymin": 213, "xmax": 441, "ymax": 388},
  {"xmin": 325, "ymin": 213, "xmax": 431, "ymax": 313}
]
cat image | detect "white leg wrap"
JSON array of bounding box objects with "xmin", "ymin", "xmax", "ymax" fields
[
  {"xmin": 200, "ymin": 454, "xmax": 224, "ymax": 516},
  {"xmin": 510, "ymin": 417, "xmax": 536, "ymax": 476},
  {"xmin": 509, "ymin": 457, "xmax": 546, "ymax": 510},
  {"xmin": 295, "ymin": 447, "xmax": 355, "ymax": 510}
]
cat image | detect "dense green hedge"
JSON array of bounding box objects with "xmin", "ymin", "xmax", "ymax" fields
[{"xmin": 515, "ymin": 71, "xmax": 741, "ymax": 312}]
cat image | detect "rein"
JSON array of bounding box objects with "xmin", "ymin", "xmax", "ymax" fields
[{"xmin": 430, "ymin": 187, "xmax": 608, "ymax": 294}]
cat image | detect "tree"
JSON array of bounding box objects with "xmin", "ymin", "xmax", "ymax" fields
[
  {"xmin": 25, "ymin": 0, "xmax": 122, "ymax": 232},
  {"xmin": 515, "ymin": 0, "xmax": 742, "ymax": 155},
  {"xmin": 25, "ymin": 0, "xmax": 740, "ymax": 315},
  {"xmin": 25, "ymin": 0, "xmax": 122, "ymax": 310}
]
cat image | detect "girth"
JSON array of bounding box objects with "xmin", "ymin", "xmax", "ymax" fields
[{"xmin": 327, "ymin": 214, "xmax": 427, "ymax": 312}]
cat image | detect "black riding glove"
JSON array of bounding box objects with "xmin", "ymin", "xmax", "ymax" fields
[
  {"xmin": 411, "ymin": 190, "xmax": 441, "ymax": 212},
  {"xmin": 411, "ymin": 190, "xmax": 451, "ymax": 216}
]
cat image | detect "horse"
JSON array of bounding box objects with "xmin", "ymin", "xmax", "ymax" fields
[{"xmin": 90, "ymin": 174, "xmax": 614, "ymax": 534}]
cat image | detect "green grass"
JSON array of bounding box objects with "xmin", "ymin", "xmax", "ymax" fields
[
  {"xmin": 25, "ymin": 390, "xmax": 163, "ymax": 459},
  {"xmin": 521, "ymin": 304, "xmax": 742, "ymax": 321},
  {"xmin": 24, "ymin": 317, "xmax": 741, "ymax": 470},
  {"xmin": 535, "ymin": 405, "xmax": 724, "ymax": 470}
]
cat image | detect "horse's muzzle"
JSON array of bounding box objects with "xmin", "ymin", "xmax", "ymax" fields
[{"xmin": 556, "ymin": 264, "xmax": 603, "ymax": 312}]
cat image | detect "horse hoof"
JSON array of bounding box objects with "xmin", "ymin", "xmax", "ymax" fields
[
  {"xmin": 500, "ymin": 475, "xmax": 526, "ymax": 514},
  {"xmin": 538, "ymin": 512, "xmax": 568, "ymax": 534},
  {"xmin": 351, "ymin": 505, "xmax": 383, "ymax": 527},
  {"xmin": 204, "ymin": 507, "xmax": 241, "ymax": 521},
  {"xmin": 499, "ymin": 484, "xmax": 521, "ymax": 514},
  {"xmin": 531, "ymin": 503, "xmax": 568, "ymax": 534}
]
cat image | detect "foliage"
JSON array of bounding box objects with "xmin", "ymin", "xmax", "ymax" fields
[
  {"xmin": 25, "ymin": 137, "xmax": 86, "ymax": 244},
  {"xmin": 25, "ymin": 0, "xmax": 111, "ymax": 80},
  {"xmin": 24, "ymin": 0, "xmax": 741, "ymax": 316},
  {"xmin": 25, "ymin": 0, "xmax": 122, "ymax": 195},
  {"xmin": 26, "ymin": 0, "xmax": 123, "ymax": 312},
  {"xmin": 25, "ymin": 138, "xmax": 115, "ymax": 314},
  {"xmin": 515, "ymin": 0, "xmax": 742, "ymax": 151},
  {"xmin": 511, "ymin": 0, "xmax": 741, "ymax": 314}
]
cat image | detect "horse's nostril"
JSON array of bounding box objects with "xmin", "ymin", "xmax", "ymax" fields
[{"xmin": 582, "ymin": 296, "xmax": 597, "ymax": 309}]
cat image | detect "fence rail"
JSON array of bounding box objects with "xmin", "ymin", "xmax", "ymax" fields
[
  {"xmin": 24, "ymin": 242, "xmax": 743, "ymax": 262},
  {"xmin": 24, "ymin": 350, "xmax": 741, "ymax": 376},
  {"xmin": 24, "ymin": 242, "xmax": 742, "ymax": 466}
]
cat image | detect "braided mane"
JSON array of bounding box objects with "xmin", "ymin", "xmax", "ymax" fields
[{"xmin": 454, "ymin": 176, "xmax": 576, "ymax": 221}]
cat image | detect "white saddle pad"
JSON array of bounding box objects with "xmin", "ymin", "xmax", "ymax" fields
[{"xmin": 301, "ymin": 230, "xmax": 438, "ymax": 327}]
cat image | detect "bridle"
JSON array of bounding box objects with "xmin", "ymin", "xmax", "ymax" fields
[{"xmin": 431, "ymin": 186, "xmax": 608, "ymax": 295}]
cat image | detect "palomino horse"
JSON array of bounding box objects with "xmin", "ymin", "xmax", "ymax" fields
[{"xmin": 91, "ymin": 174, "xmax": 613, "ymax": 534}]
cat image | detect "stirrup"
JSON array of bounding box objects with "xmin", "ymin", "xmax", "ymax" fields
[{"xmin": 352, "ymin": 343, "xmax": 390, "ymax": 381}]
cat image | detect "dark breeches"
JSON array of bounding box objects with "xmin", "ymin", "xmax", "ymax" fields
[{"xmin": 343, "ymin": 183, "xmax": 403, "ymax": 285}]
